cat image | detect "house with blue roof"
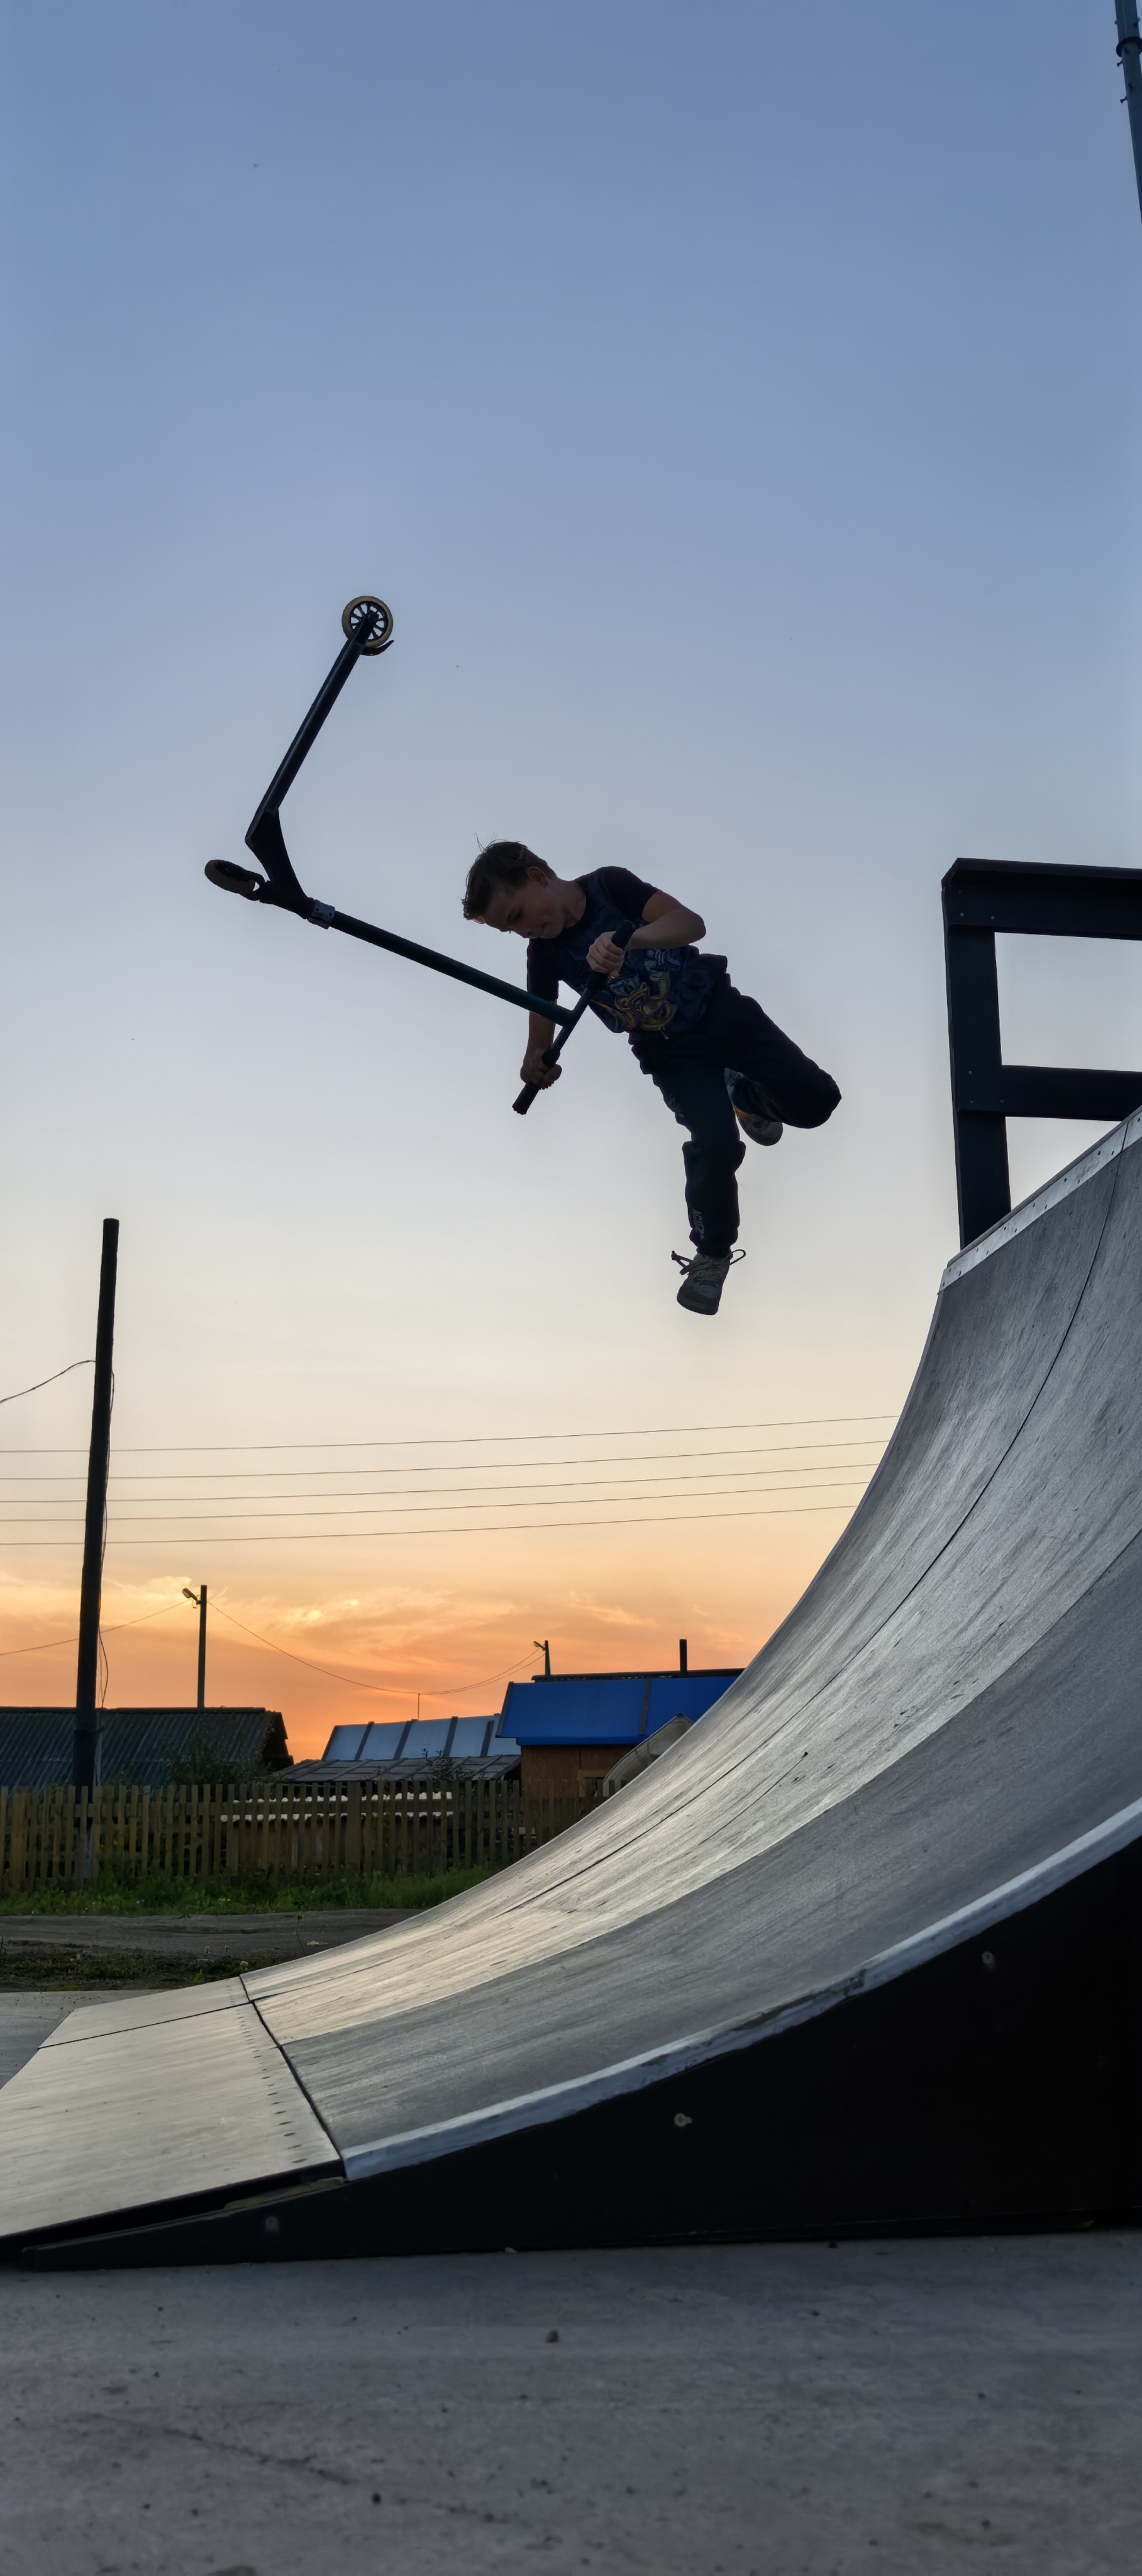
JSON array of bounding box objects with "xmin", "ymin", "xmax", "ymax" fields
[{"xmin": 499, "ymin": 1641, "xmax": 740, "ymax": 1796}]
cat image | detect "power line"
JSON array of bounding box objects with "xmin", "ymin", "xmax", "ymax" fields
[
  {"xmin": 0, "ymin": 1594, "xmax": 538, "ymax": 1706},
  {"xmin": 1, "ymin": 1460, "xmax": 877, "ymax": 1516},
  {"xmin": 0, "ymin": 1434, "xmax": 888, "ymax": 1486},
  {"xmin": 0, "ymin": 1409, "xmax": 899, "ymax": 1459},
  {"xmin": 206, "ymin": 1600, "xmax": 538, "ymax": 1700},
  {"xmin": 0, "ymin": 1460, "xmax": 884, "ymax": 1514},
  {"xmin": 0, "ymin": 1494, "xmax": 865, "ymax": 1547},
  {"xmin": 0, "ymin": 1358, "xmax": 92, "ymax": 1410},
  {"xmin": 0, "ymin": 1597, "xmax": 184, "ymax": 1660},
  {"xmin": 0, "ymin": 1473, "xmax": 873, "ymax": 1532},
  {"xmin": 0, "ymin": 1585, "xmax": 641, "ymax": 1711}
]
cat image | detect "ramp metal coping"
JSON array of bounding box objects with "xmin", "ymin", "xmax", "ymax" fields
[
  {"xmin": 329, "ymin": 1786, "xmax": 1142, "ymax": 2183},
  {"xmin": 941, "ymin": 1105, "xmax": 1142, "ymax": 1286}
]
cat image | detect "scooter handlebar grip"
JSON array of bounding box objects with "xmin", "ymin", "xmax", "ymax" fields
[{"xmin": 513, "ymin": 1080, "xmax": 540, "ymax": 1115}]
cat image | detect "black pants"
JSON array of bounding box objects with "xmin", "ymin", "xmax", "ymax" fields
[{"xmin": 632, "ymin": 982, "xmax": 840, "ymax": 1257}]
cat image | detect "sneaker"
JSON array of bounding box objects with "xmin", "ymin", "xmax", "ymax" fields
[
  {"xmin": 672, "ymin": 1250, "xmax": 737, "ymax": 1315},
  {"xmin": 725, "ymin": 1068, "xmax": 782, "ymax": 1146}
]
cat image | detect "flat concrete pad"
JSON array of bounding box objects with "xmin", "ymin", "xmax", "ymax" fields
[{"xmin": 1, "ymin": 2234, "xmax": 1138, "ymax": 2574}]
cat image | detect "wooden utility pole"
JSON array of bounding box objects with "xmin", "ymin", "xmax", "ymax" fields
[
  {"xmin": 72, "ymin": 1219, "xmax": 119, "ymax": 1793},
  {"xmin": 183, "ymin": 1584, "xmax": 208, "ymax": 1711},
  {"xmin": 1116, "ymin": 2, "xmax": 1142, "ymax": 226}
]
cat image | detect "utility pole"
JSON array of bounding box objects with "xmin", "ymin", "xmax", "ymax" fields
[
  {"xmin": 182, "ymin": 1584, "xmax": 208, "ymax": 1711},
  {"xmin": 1116, "ymin": 1, "xmax": 1142, "ymax": 225},
  {"xmin": 72, "ymin": 1219, "xmax": 119, "ymax": 1794},
  {"xmin": 533, "ymin": 1638, "xmax": 551, "ymax": 1678}
]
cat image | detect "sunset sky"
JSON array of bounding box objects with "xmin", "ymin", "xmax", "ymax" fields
[{"xmin": 5, "ymin": 2, "xmax": 1142, "ymax": 1758}]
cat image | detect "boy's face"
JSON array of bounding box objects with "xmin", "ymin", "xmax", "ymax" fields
[{"xmin": 477, "ymin": 865, "xmax": 566, "ymax": 941}]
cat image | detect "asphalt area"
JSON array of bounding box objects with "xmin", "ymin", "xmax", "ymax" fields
[
  {"xmin": 0, "ymin": 2223, "xmax": 1139, "ymax": 2576},
  {"xmin": 3, "ymin": 1981, "xmax": 1139, "ymax": 2575}
]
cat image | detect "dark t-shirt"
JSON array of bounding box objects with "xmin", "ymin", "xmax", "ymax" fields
[{"xmin": 526, "ymin": 867, "xmax": 725, "ymax": 1040}]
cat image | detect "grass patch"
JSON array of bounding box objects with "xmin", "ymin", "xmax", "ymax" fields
[
  {"xmin": 0, "ymin": 1945, "xmax": 287, "ymax": 1989},
  {"xmin": 0, "ymin": 1946, "xmax": 260, "ymax": 1989},
  {"xmin": 0, "ymin": 1864, "xmax": 496, "ymax": 1918}
]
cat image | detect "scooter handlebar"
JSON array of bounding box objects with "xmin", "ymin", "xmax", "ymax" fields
[{"xmin": 511, "ymin": 920, "xmax": 635, "ymax": 1117}]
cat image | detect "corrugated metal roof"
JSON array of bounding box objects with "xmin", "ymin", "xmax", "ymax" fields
[
  {"xmin": 0, "ymin": 1709, "xmax": 289, "ymax": 1791},
  {"xmin": 289, "ymin": 1755, "xmax": 521, "ymax": 1783},
  {"xmin": 498, "ymin": 1670, "xmax": 738, "ymax": 1746}
]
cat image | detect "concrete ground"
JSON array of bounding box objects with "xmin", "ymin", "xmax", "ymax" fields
[
  {"xmin": 2, "ymin": 2229, "xmax": 1139, "ymax": 2574},
  {"xmin": 3, "ymin": 1998, "xmax": 1139, "ymax": 2575}
]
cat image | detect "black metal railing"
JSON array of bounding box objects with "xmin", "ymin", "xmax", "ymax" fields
[{"xmin": 943, "ymin": 858, "xmax": 1142, "ymax": 1246}]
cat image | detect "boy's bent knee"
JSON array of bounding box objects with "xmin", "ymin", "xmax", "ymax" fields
[{"xmin": 789, "ymin": 1070, "xmax": 841, "ymax": 1130}]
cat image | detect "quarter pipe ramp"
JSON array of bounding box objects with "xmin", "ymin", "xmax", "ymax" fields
[{"xmin": 4, "ymin": 1113, "xmax": 1142, "ymax": 2263}]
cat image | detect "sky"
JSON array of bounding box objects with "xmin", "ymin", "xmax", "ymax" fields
[{"xmin": 4, "ymin": 1, "xmax": 1142, "ymax": 1757}]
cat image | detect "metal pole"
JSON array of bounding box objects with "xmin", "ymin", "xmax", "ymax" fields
[
  {"xmin": 1116, "ymin": 1, "xmax": 1142, "ymax": 225},
  {"xmin": 72, "ymin": 1218, "xmax": 118, "ymax": 1792},
  {"xmin": 196, "ymin": 1584, "xmax": 207, "ymax": 1713}
]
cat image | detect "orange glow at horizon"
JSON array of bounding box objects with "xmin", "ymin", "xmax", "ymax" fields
[{"xmin": 0, "ymin": 1505, "xmax": 861, "ymax": 1761}]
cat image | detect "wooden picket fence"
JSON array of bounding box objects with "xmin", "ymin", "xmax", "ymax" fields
[{"xmin": 0, "ymin": 1777, "xmax": 600, "ymax": 1898}]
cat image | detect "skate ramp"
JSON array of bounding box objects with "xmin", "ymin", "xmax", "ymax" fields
[{"xmin": 5, "ymin": 1113, "xmax": 1142, "ymax": 2258}]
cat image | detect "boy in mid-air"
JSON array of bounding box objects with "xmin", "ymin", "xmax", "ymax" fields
[{"xmin": 463, "ymin": 843, "xmax": 840, "ymax": 1314}]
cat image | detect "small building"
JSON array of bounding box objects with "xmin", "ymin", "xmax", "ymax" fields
[
  {"xmin": 499, "ymin": 1657, "xmax": 740, "ymax": 1797},
  {"xmin": 294, "ymin": 1714, "xmax": 521, "ymax": 1783},
  {"xmin": 0, "ymin": 1708, "xmax": 290, "ymax": 1792}
]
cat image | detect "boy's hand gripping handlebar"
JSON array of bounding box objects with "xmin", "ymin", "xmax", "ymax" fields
[{"xmin": 513, "ymin": 919, "xmax": 636, "ymax": 1115}]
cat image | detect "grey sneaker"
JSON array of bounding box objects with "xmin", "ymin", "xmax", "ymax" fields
[
  {"xmin": 725, "ymin": 1068, "xmax": 782, "ymax": 1146},
  {"xmin": 672, "ymin": 1250, "xmax": 737, "ymax": 1315}
]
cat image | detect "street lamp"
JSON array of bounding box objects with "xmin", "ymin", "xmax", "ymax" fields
[{"xmin": 182, "ymin": 1585, "xmax": 208, "ymax": 1713}]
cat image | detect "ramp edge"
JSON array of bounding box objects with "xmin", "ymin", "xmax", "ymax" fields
[{"xmin": 943, "ymin": 1109, "xmax": 1142, "ymax": 1284}]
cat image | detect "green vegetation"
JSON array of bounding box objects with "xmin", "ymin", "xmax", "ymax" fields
[
  {"xmin": 0, "ymin": 1946, "xmax": 256, "ymax": 1989},
  {"xmin": 0, "ymin": 1863, "xmax": 496, "ymax": 1918}
]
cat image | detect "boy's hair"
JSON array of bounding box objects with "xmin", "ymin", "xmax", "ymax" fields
[{"xmin": 462, "ymin": 840, "xmax": 551, "ymax": 921}]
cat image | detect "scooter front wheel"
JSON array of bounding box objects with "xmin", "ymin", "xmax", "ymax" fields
[{"xmin": 341, "ymin": 596, "xmax": 394, "ymax": 655}]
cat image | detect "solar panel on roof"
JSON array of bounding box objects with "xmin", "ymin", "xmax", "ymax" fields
[
  {"xmin": 450, "ymin": 1719, "xmax": 492, "ymax": 1757},
  {"xmin": 399, "ymin": 1720, "xmax": 452, "ymax": 1760},
  {"xmin": 323, "ymin": 1725, "xmax": 370, "ymax": 1762},
  {"xmin": 358, "ymin": 1723, "xmax": 409, "ymax": 1762}
]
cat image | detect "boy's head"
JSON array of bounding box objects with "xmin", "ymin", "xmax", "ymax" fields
[{"xmin": 462, "ymin": 840, "xmax": 566, "ymax": 941}]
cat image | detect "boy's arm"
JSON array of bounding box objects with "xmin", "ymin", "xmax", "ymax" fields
[
  {"xmin": 521, "ymin": 934, "xmax": 563, "ymax": 1085},
  {"xmin": 520, "ymin": 1009, "xmax": 562, "ymax": 1089},
  {"xmin": 587, "ymin": 889, "xmax": 705, "ymax": 977}
]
